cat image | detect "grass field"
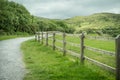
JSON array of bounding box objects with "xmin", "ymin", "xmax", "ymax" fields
[
  {"xmin": 46, "ymin": 34, "xmax": 115, "ymax": 67},
  {"xmin": 21, "ymin": 39, "xmax": 115, "ymax": 80},
  {"xmin": 55, "ymin": 34, "xmax": 115, "ymax": 51}
]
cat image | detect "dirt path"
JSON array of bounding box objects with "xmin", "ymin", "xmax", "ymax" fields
[{"xmin": 0, "ymin": 37, "xmax": 34, "ymax": 80}]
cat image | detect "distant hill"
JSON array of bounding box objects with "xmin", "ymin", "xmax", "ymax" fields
[
  {"xmin": 65, "ymin": 13, "xmax": 120, "ymax": 29},
  {"xmin": 34, "ymin": 16, "xmax": 75, "ymax": 33},
  {"xmin": 64, "ymin": 13, "xmax": 120, "ymax": 36}
]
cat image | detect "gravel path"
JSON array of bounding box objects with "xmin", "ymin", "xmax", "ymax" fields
[{"xmin": 0, "ymin": 37, "xmax": 34, "ymax": 80}]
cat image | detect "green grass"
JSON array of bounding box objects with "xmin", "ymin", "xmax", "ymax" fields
[
  {"xmin": 0, "ymin": 35, "xmax": 32, "ymax": 41},
  {"xmin": 21, "ymin": 40, "xmax": 115, "ymax": 80},
  {"xmin": 55, "ymin": 35, "xmax": 115, "ymax": 51},
  {"xmin": 46, "ymin": 34, "xmax": 115, "ymax": 67},
  {"xmin": 85, "ymin": 49, "xmax": 115, "ymax": 67},
  {"xmin": 0, "ymin": 35, "xmax": 19, "ymax": 41},
  {"xmin": 85, "ymin": 39, "xmax": 115, "ymax": 51}
]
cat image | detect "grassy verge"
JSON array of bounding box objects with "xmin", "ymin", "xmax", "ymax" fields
[
  {"xmin": 0, "ymin": 35, "xmax": 32, "ymax": 41},
  {"xmin": 21, "ymin": 40, "xmax": 115, "ymax": 80}
]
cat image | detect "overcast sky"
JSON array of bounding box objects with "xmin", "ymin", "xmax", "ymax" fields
[{"xmin": 9, "ymin": 0, "xmax": 120, "ymax": 19}]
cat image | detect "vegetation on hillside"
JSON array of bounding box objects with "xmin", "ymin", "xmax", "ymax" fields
[
  {"xmin": 64, "ymin": 13, "xmax": 120, "ymax": 37},
  {"xmin": 0, "ymin": 0, "xmax": 38, "ymax": 35},
  {"xmin": 0, "ymin": 0, "xmax": 74, "ymax": 35},
  {"xmin": 36, "ymin": 17, "xmax": 75, "ymax": 33}
]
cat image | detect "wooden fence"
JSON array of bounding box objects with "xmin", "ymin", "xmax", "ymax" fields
[{"xmin": 35, "ymin": 31, "xmax": 120, "ymax": 80}]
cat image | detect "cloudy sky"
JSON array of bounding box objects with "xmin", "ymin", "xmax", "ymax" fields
[{"xmin": 9, "ymin": 0, "xmax": 120, "ymax": 19}]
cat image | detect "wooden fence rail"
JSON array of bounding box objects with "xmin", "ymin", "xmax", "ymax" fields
[
  {"xmin": 85, "ymin": 46, "xmax": 115, "ymax": 56},
  {"xmin": 35, "ymin": 31, "xmax": 120, "ymax": 80},
  {"xmin": 84, "ymin": 56, "xmax": 116, "ymax": 73},
  {"xmin": 56, "ymin": 39, "xmax": 115, "ymax": 56},
  {"xmin": 56, "ymin": 45, "xmax": 116, "ymax": 73},
  {"xmin": 86, "ymin": 35, "xmax": 115, "ymax": 41}
]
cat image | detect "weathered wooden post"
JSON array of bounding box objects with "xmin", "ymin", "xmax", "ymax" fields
[
  {"xmin": 115, "ymin": 35, "xmax": 120, "ymax": 80},
  {"xmin": 53, "ymin": 32, "xmax": 56, "ymax": 50},
  {"xmin": 63, "ymin": 32, "xmax": 66, "ymax": 56},
  {"xmin": 108, "ymin": 37, "xmax": 109, "ymax": 40},
  {"xmin": 38, "ymin": 32, "xmax": 40, "ymax": 42},
  {"xmin": 35, "ymin": 32, "xmax": 37, "ymax": 41},
  {"xmin": 46, "ymin": 32, "xmax": 48, "ymax": 46},
  {"xmin": 41, "ymin": 31, "xmax": 43, "ymax": 44},
  {"xmin": 80, "ymin": 32, "xmax": 85, "ymax": 63}
]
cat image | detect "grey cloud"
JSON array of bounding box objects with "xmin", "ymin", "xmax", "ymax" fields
[{"xmin": 9, "ymin": 0, "xmax": 120, "ymax": 19}]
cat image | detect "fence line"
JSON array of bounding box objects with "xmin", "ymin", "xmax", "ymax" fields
[
  {"xmin": 63, "ymin": 32, "xmax": 66, "ymax": 56},
  {"xmin": 66, "ymin": 34, "xmax": 80, "ymax": 37},
  {"xmin": 41, "ymin": 31, "xmax": 43, "ymax": 44},
  {"xmin": 35, "ymin": 31, "xmax": 120, "ymax": 80},
  {"xmin": 86, "ymin": 35, "xmax": 115, "ymax": 41},
  {"xmin": 85, "ymin": 46, "xmax": 115, "ymax": 56},
  {"xmin": 53, "ymin": 32, "xmax": 56, "ymax": 50},
  {"xmin": 35, "ymin": 32, "xmax": 37, "ymax": 41},
  {"xmin": 38, "ymin": 32, "xmax": 40, "ymax": 42},
  {"xmin": 55, "ymin": 45, "xmax": 116, "ymax": 73},
  {"xmin": 56, "ymin": 39, "xmax": 80, "ymax": 47},
  {"xmin": 80, "ymin": 33, "xmax": 85, "ymax": 63},
  {"xmin": 84, "ymin": 56, "xmax": 116, "ymax": 73},
  {"xmin": 115, "ymin": 35, "xmax": 120, "ymax": 80},
  {"xmin": 67, "ymin": 42, "xmax": 80, "ymax": 47},
  {"xmin": 46, "ymin": 32, "xmax": 48, "ymax": 46},
  {"xmin": 56, "ymin": 39, "xmax": 63, "ymax": 43},
  {"xmin": 55, "ymin": 39, "xmax": 115, "ymax": 56}
]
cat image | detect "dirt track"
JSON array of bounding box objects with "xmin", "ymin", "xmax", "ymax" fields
[{"xmin": 0, "ymin": 37, "xmax": 34, "ymax": 80}]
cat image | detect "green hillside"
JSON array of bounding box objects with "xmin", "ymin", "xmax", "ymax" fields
[
  {"xmin": 0, "ymin": 0, "xmax": 74, "ymax": 35},
  {"xmin": 35, "ymin": 17, "xmax": 75, "ymax": 33},
  {"xmin": 64, "ymin": 13, "xmax": 120, "ymax": 37},
  {"xmin": 0, "ymin": 0, "xmax": 39, "ymax": 35}
]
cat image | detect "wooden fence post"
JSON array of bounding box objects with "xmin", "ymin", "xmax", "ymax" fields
[
  {"xmin": 46, "ymin": 32, "xmax": 48, "ymax": 46},
  {"xmin": 53, "ymin": 32, "xmax": 56, "ymax": 50},
  {"xmin": 35, "ymin": 32, "xmax": 37, "ymax": 41},
  {"xmin": 80, "ymin": 32, "xmax": 85, "ymax": 63},
  {"xmin": 63, "ymin": 32, "xmax": 66, "ymax": 56},
  {"xmin": 41, "ymin": 31, "xmax": 43, "ymax": 44},
  {"xmin": 115, "ymin": 35, "xmax": 120, "ymax": 80},
  {"xmin": 38, "ymin": 32, "xmax": 40, "ymax": 42}
]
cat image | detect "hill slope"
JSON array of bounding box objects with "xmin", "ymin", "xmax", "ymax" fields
[
  {"xmin": 0, "ymin": 0, "xmax": 74, "ymax": 35},
  {"xmin": 0, "ymin": 0, "xmax": 39, "ymax": 35},
  {"xmin": 64, "ymin": 13, "xmax": 120, "ymax": 36}
]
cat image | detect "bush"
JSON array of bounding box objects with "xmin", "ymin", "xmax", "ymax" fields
[
  {"xmin": 0, "ymin": 30, "xmax": 7, "ymax": 35},
  {"xmin": 15, "ymin": 31, "xmax": 29, "ymax": 36},
  {"xmin": 102, "ymin": 27, "xmax": 120, "ymax": 37}
]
